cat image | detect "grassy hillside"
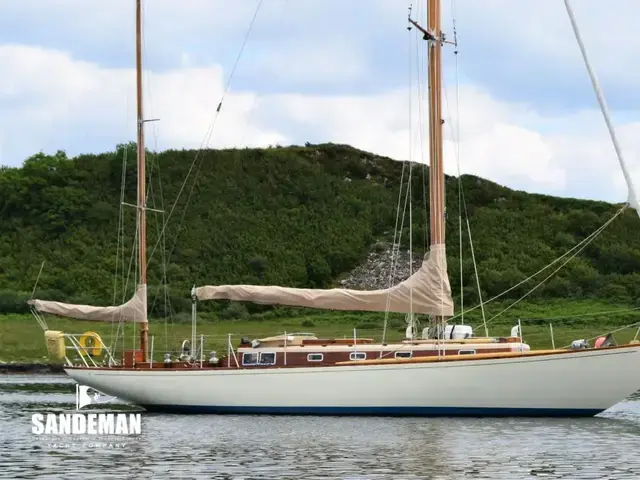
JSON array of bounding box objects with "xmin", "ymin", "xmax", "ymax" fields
[{"xmin": 1, "ymin": 142, "xmax": 640, "ymax": 321}]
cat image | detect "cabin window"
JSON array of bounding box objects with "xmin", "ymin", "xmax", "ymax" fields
[
  {"xmin": 259, "ymin": 352, "xmax": 276, "ymax": 365},
  {"xmin": 242, "ymin": 352, "xmax": 259, "ymax": 365},
  {"xmin": 458, "ymin": 349, "xmax": 476, "ymax": 355},
  {"xmin": 395, "ymin": 351, "xmax": 412, "ymax": 359},
  {"xmin": 350, "ymin": 352, "xmax": 367, "ymax": 361},
  {"xmin": 307, "ymin": 353, "xmax": 324, "ymax": 362}
]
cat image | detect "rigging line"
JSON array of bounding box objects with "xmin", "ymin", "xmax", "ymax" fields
[
  {"xmin": 408, "ymin": 16, "xmax": 415, "ymax": 336},
  {"xmin": 140, "ymin": 0, "xmax": 165, "ymax": 318},
  {"xmin": 457, "ymin": 175, "xmax": 463, "ymax": 325},
  {"xmin": 442, "ymin": 99, "xmax": 486, "ymax": 334},
  {"xmin": 465, "ymin": 216, "xmax": 487, "ymax": 335},
  {"xmin": 113, "ymin": 144, "xmax": 128, "ymax": 305},
  {"xmin": 146, "ymin": 145, "xmax": 172, "ymax": 333},
  {"xmin": 459, "ymin": 178, "xmax": 480, "ymax": 322},
  {"xmin": 414, "ymin": 6, "xmax": 430, "ymax": 335},
  {"xmin": 122, "ymin": 219, "xmax": 140, "ymax": 316},
  {"xmin": 109, "ymin": 98, "xmax": 130, "ymax": 350},
  {"xmin": 457, "ymin": 144, "xmax": 463, "ymax": 325},
  {"xmin": 413, "ymin": 13, "xmax": 428, "ymax": 253},
  {"xmin": 163, "ymin": 216, "xmax": 171, "ymax": 351},
  {"xmin": 237, "ymin": 0, "xmax": 289, "ymax": 147},
  {"xmin": 413, "ymin": 4, "xmax": 429, "ymax": 344},
  {"xmin": 146, "ymin": 0, "xmax": 265, "ymax": 269},
  {"xmin": 470, "ymin": 205, "xmax": 627, "ymax": 330},
  {"xmin": 450, "ymin": 0, "xmax": 464, "ymax": 325},
  {"xmin": 446, "ymin": 0, "xmax": 486, "ymax": 333},
  {"xmin": 383, "ymin": 5, "xmax": 418, "ymax": 347},
  {"xmin": 220, "ymin": 0, "xmax": 264, "ymax": 112},
  {"xmin": 110, "ymin": 142, "xmax": 129, "ymax": 352},
  {"xmin": 110, "ymin": 119, "xmax": 133, "ymax": 352},
  {"xmin": 382, "ymin": 160, "xmax": 412, "ymax": 346},
  {"xmin": 381, "ymin": 27, "xmax": 413, "ymax": 347},
  {"xmin": 145, "ymin": 141, "xmax": 167, "ymax": 309},
  {"xmin": 146, "ymin": 116, "xmax": 174, "ymax": 347},
  {"xmin": 409, "ymin": 125, "xmax": 413, "ymax": 333},
  {"xmin": 447, "ymin": 204, "xmax": 628, "ymax": 323},
  {"xmin": 441, "ymin": 48, "xmax": 488, "ymax": 334}
]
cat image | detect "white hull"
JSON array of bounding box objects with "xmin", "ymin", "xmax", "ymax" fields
[{"xmin": 66, "ymin": 346, "xmax": 640, "ymax": 417}]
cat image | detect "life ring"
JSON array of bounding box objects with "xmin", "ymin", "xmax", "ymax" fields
[{"xmin": 79, "ymin": 331, "xmax": 103, "ymax": 357}]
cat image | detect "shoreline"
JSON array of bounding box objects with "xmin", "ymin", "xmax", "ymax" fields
[{"xmin": 0, "ymin": 363, "xmax": 65, "ymax": 374}]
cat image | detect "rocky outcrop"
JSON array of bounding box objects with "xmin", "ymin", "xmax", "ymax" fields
[{"xmin": 339, "ymin": 242, "xmax": 422, "ymax": 290}]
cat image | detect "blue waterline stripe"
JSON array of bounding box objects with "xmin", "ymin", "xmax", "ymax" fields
[{"xmin": 139, "ymin": 405, "xmax": 603, "ymax": 417}]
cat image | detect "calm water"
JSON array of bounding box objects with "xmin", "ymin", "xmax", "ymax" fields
[{"xmin": 1, "ymin": 374, "xmax": 640, "ymax": 479}]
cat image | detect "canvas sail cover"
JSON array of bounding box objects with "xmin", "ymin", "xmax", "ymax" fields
[
  {"xmin": 195, "ymin": 244, "xmax": 453, "ymax": 316},
  {"xmin": 28, "ymin": 284, "xmax": 148, "ymax": 323}
]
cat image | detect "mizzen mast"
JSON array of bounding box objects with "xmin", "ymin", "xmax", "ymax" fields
[{"xmin": 136, "ymin": 0, "xmax": 149, "ymax": 361}]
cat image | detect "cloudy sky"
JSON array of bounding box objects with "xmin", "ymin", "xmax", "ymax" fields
[{"xmin": 0, "ymin": 0, "xmax": 639, "ymax": 204}]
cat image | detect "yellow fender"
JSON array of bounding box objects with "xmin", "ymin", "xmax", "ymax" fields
[
  {"xmin": 44, "ymin": 331, "xmax": 66, "ymax": 360},
  {"xmin": 79, "ymin": 331, "xmax": 103, "ymax": 357}
]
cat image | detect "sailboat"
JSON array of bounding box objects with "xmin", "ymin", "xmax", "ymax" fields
[{"xmin": 29, "ymin": 0, "xmax": 640, "ymax": 416}]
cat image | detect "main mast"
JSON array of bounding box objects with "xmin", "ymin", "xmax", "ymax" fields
[
  {"xmin": 136, "ymin": 0, "xmax": 149, "ymax": 361},
  {"xmin": 409, "ymin": 2, "xmax": 446, "ymax": 246},
  {"xmin": 409, "ymin": 0, "xmax": 448, "ymax": 324},
  {"xmin": 427, "ymin": 0, "xmax": 445, "ymax": 248}
]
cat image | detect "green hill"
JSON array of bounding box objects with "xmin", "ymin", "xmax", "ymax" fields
[{"xmin": 1, "ymin": 142, "xmax": 639, "ymax": 318}]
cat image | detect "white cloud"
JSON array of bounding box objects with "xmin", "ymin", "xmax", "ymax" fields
[
  {"xmin": 1, "ymin": 43, "xmax": 639, "ymax": 208},
  {"xmin": 452, "ymin": 0, "xmax": 640, "ymax": 88},
  {"xmin": 0, "ymin": 45, "xmax": 288, "ymax": 159},
  {"xmin": 450, "ymin": 123, "xmax": 564, "ymax": 189},
  {"xmin": 2, "ymin": 0, "xmax": 637, "ymax": 117}
]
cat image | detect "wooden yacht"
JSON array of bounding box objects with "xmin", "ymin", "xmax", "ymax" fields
[{"xmin": 30, "ymin": 0, "xmax": 640, "ymax": 417}]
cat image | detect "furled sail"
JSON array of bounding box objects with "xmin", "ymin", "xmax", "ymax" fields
[
  {"xmin": 195, "ymin": 244, "xmax": 453, "ymax": 316},
  {"xmin": 28, "ymin": 284, "xmax": 148, "ymax": 323}
]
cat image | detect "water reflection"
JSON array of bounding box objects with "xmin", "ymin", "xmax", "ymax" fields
[{"xmin": 1, "ymin": 374, "xmax": 639, "ymax": 479}]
